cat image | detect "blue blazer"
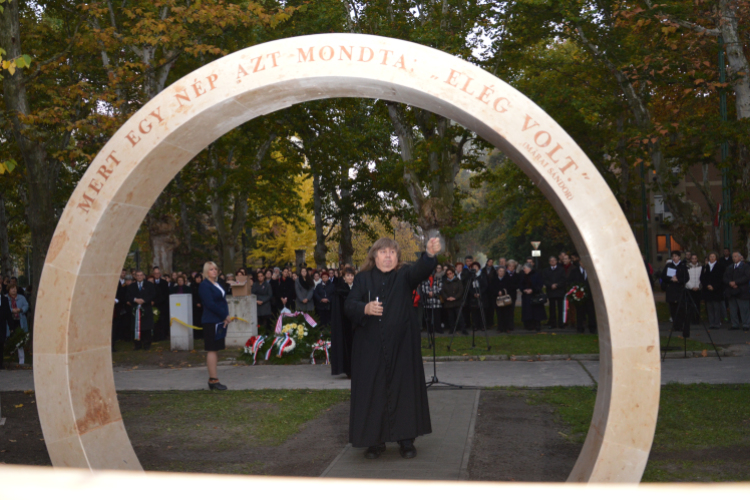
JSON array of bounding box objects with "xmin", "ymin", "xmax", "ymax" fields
[{"xmin": 199, "ymin": 280, "xmax": 229, "ymax": 324}]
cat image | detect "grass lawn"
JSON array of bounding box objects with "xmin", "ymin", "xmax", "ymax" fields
[
  {"xmin": 525, "ymin": 384, "xmax": 750, "ymax": 482},
  {"xmin": 421, "ymin": 334, "xmax": 708, "ymax": 358},
  {"xmin": 119, "ymin": 389, "xmax": 350, "ymax": 447}
]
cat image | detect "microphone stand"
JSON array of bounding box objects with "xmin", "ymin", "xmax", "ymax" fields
[{"xmin": 423, "ymin": 276, "xmax": 474, "ymax": 390}]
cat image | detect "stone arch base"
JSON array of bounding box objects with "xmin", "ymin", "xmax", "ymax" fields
[{"xmin": 33, "ymin": 33, "xmax": 660, "ymax": 481}]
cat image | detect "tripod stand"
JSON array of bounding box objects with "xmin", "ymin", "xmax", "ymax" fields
[
  {"xmin": 662, "ymin": 286, "xmax": 722, "ymax": 362},
  {"xmin": 447, "ymin": 275, "xmax": 491, "ymax": 351},
  {"xmin": 421, "ymin": 280, "xmax": 473, "ymax": 389}
]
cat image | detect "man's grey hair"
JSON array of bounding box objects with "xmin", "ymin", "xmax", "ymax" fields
[
  {"xmin": 523, "ymin": 262, "xmax": 534, "ymax": 270},
  {"xmin": 125, "ymin": 274, "xmax": 133, "ymax": 281}
]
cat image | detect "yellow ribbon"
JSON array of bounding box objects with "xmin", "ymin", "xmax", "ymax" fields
[
  {"xmin": 169, "ymin": 316, "xmax": 248, "ymax": 330},
  {"xmin": 169, "ymin": 317, "xmax": 202, "ymax": 330}
]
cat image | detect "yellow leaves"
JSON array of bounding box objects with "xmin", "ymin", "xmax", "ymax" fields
[
  {"xmin": 661, "ymin": 26, "xmax": 677, "ymax": 35},
  {"xmin": 0, "ymin": 159, "xmax": 18, "ymax": 175}
]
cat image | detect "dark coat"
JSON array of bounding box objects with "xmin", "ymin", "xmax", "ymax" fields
[
  {"xmin": 0, "ymin": 293, "xmax": 13, "ymax": 339},
  {"xmin": 504, "ymin": 271, "xmax": 521, "ymax": 300},
  {"xmin": 276, "ymin": 277, "xmax": 296, "ymax": 306},
  {"xmin": 701, "ymin": 262, "xmax": 724, "ymax": 302},
  {"xmin": 199, "ymin": 280, "xmax": 229, "ymax": 324},
  {"xmin": 314, "ymin": 280, "xmax": 336, "ymax": 311},
  {"xmin": 488, "ymin": 273, "xmax": 513, "ymax": 302},
  {"xmin": 520, "ymin": 270, "xmax": 547, "ymax": 322},
  {"xmin": 440, "ymin": 277, "xmax": 464, "ymax": 308},
  {"xmin": 468, "ymin": 272, "xmax": 488, "ymax": 308},
  {"xmin": 191, "ymin": 282, "xmax": 203, "ymax": 325},
  {"xmin": 330, "ymin": 281, "xmax": 354, "ymax": 377},
  {"xmin": 153, "ymin": 279, "xmax": 170, "ymax": 310},
  {"xmin": 723, "ymin": 261, "xmax": 750, "ymax": 300},
  {"xmin": 126, "ymin": 280, "xmax": 157, "ymax": 331},
  {"xmin": 344, "ymin": 253, "xmax": 437, "ymax": 447},
  {"xmin": 541, "ymin": 265, "xmax": 566, "ymax": 299},
  {"xmin": 251, "ymin": 280, "xmax": 273, "ymax": 317},
  {"xmin": 662, "ymin": 260, "xmax": 689, "ymax": 303}
]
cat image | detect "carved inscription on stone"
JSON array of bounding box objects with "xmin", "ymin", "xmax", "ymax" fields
[{"xmin": 77, "ymin": 44, "xmax": 590, "ymax": 214}]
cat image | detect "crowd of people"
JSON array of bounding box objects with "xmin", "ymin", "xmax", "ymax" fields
[
  {"xmin": 416, "ymin": 252, "xmax": 597, "ymax": 336},
  {"xmin": 111, "ymin": 264, "xmax": 358, "ymax": 351},
  {"xmin": 657, "ymin": 248, "xmax": 750, "ymax": 335},
  {"xmin": 110, "ymin": 250, "xmax": 606, "ymax": 354}
]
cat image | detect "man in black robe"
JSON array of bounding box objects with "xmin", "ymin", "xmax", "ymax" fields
[
  {"xmin": 345, "ymin": 236, "xmax": 441, "ymax": 460},
  {"xmin": 331, "ymin": 267, "xmax": 355, "ymax": 378}
]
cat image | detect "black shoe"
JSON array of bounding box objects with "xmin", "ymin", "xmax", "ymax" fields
[
  {"xmin": 398, "ymin": 439, "xmax": 417, "ymax": 459},
  {"xmin": 461, "ymin": 331, "xmax": 469, "ymax": 336},
  {"xmin": 209, "ymin": 379, "xmax": 227, "ymax": 391},
  {"xmin": 364, "ymin": 443, "xmax": 386, "ymax": 459}
]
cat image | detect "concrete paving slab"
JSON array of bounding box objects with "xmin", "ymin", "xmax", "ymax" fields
[
  {"xmin": 427, "ymin": 359, "xmax": 594, "ymax": 388},
  {"xmin": 321, "ymin": 389, "xmax": 479, "ymax": 481},
  {"xmin": 581, "ymin": 356, "xmax": 750, "ymax": 385}
]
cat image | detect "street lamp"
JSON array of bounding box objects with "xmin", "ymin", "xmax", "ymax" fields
[{"xmin": 531, "ymin": 241, "xmax": 541, "ymax": 269}]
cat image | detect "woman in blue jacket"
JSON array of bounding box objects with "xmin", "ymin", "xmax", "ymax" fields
[{"xmin": 199, "ymin": 261, "xmax": 233, "ymax": 390}]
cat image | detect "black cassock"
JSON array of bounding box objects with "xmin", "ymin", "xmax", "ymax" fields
[
  {"xmin": 345, "ymin": 252, "xmax": 437, "ymax": 447},
  {"xmin": 330, "ymin": 280, "xmax": 354, "ymax": 377}
]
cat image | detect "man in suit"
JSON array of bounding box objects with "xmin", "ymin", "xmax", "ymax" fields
[
  {"xmin": 723, "ymin": 251, "xmax": 750, "ymax": 333},
  {"xmin": 663, "ymin": 250, "xmax": 690, "ymax": 336},
  {"xmin": 701, "ymin": 252, "xmax": 725, "ymax": 329},
  {"xmin": 542, "ymin": 256, "xmax": 566, "ymax": 328},
  {"xmin": 717, "ymin": 247, "xmax": 733, "ymax": 322},
  {"xmin": 460, "ymin": 257, "xmax": 473, "ymax": 329},
  {"xmin": 126, "ymin": 270, "xmax": 156, "ymax": 350},
  {"xmin": 152, "ymin": 266, "xmax": 170, "ymax": 341},
  {"xmin": 569, "ymin": 262, "xmax": 596, "ymax": 334}
]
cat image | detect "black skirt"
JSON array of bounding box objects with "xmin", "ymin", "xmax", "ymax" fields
[{"xmin": 202, "ymin": 322, "xmax": 226, "ymax": 352}]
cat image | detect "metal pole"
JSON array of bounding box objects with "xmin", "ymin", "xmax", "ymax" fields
[
  {"xmin": 640, "ymin": 162, "xmax": 651, "ymax": 262},
  {"xmin": 719, "ymin": 35, "xmax": 732, "ymax": 250}
]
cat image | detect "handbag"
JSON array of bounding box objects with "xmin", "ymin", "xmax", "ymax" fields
[
  {"xmin": 531, "ymin": 293, "xmax": 548, "ymax": 305},
  {"xmin": 496, "ymin": 294, "xmax": 512, "ymax": 307}
]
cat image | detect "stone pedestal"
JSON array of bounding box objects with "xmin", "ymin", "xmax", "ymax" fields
[
  {"xmin": 226, "ymin": 295, "xmax": 258, "ymax": 347},
  {"xmin": 169, "ymin": 294, "xmax": 193, "ymax": 351}
]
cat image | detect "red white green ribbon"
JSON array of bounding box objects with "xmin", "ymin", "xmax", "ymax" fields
[
  {"xmin": 265, "ymin": 333, "xmax": 296, "ymax": 359},
  {"xmin": 134, "ymin": 305, "xmax": 142, "ymax": 341},
  {"xmin": 563, "ymin": 287, "xmax": 576, "ymax": 324},
  {"xmin": 245, "ymin": 335, "xmax": 266, "ymax": 365},
  {"xmin": 310, "ymin": 339, "xmax": 331, "ymax": 365}
]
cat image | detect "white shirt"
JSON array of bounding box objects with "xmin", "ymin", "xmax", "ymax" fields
[
  {"xmin": 708, "ymin": 262, "xmax": 716, "ymax": 271},
  {"xmin": 212, "ymin": 281, "xmax": 226, "ymax": 297}
]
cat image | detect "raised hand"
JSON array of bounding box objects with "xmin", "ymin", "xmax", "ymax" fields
[{"xmin": 426, "ymin": 237, "xmax": 442, "ymax": 257}]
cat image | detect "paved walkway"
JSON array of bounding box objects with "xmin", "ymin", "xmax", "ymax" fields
[
  {"xmin": 321, "ymin": 389, "xmax": 479, "ymax": 480},
  {"xmin": 2, "ymin": 357, "xmax": 748, "ymax": 391}
]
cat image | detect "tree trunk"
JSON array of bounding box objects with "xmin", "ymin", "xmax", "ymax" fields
[
  {"xmin": 149, "ymin": 215, "xmax": 178, "ymax": 273},
  {"xmin": 1, "ymin": 1, "xmax": 65, "ymax": 307},
  {"xmin": 0, "ymin": 192, "xmax": 13, "ymax": 277},
  {"xmin": 339, "ymin": 189, "xmax": 354, "ymax": 267},
  {"xmin": 386, "ymin": 102, "xmax": 460, "ymax": 260},
  {"xmin": 312, "ymin": 169, "xmax": 328, "ymax": 268}
]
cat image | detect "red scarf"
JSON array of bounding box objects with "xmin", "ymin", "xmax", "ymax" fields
[{"xmin": 10, "ymin": 296, "xmax": 19, "ymax": 320}]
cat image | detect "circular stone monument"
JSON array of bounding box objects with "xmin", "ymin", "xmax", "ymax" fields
[{"xmin": 33, "ymin": 33, "xmax": 660, "ymax": 481}]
